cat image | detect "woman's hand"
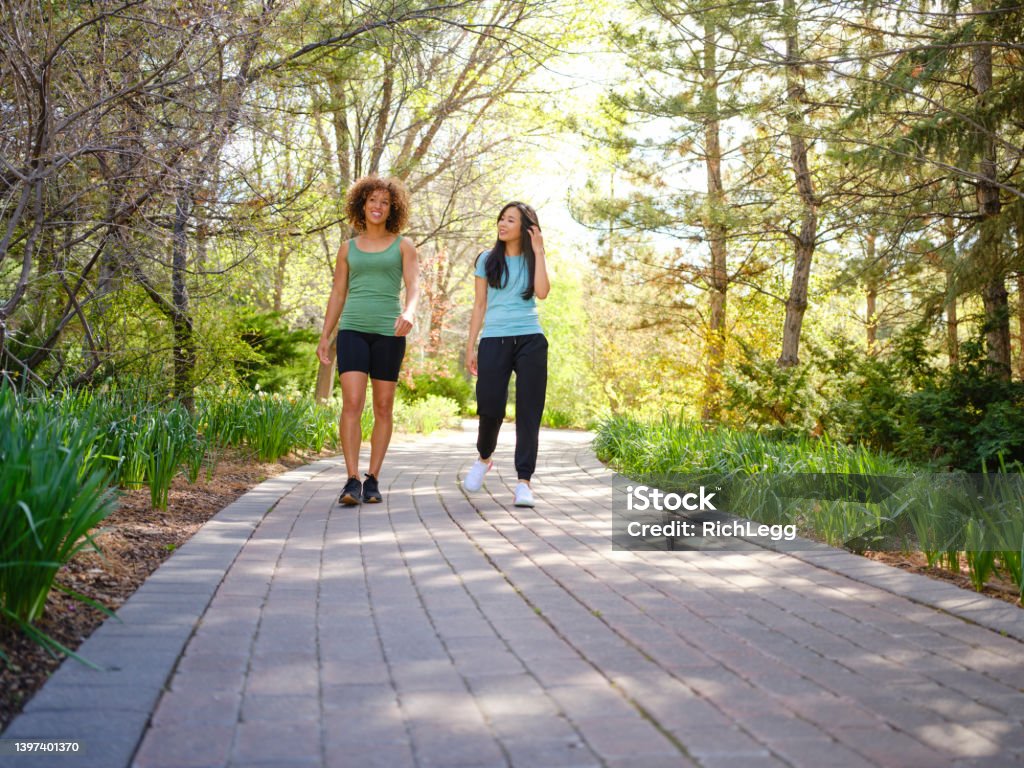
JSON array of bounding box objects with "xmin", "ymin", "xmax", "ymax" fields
[
  {"xmin": 466, "ymin": 347, "xmax": 478, "ymax": 376},
  {"xmin": 528, "ymin": 225, "xmax": 545, "ymax": 256},
  {"xmin": 316, "ymin": 336, "xmax": 333, "ymax": 365},
  {"xmin": 394, "ymin": 309, "xmax": 415, "ymax": 337}
]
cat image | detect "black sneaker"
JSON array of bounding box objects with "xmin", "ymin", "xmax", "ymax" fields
[
  {"xmin": 339, "ymin": 476, "xmax": 362, "ymax": 506},
  {"xmin": 362, "ymin": 473, "xmax": 382, "ymax": 503}
]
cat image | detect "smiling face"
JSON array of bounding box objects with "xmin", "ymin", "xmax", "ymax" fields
[
  {"xmin": 497, "ymin": 205, "xmax": 523, "ymax": 248},
  {"xmin": 364, "ymin": 189, "xmax": 392, "ymax": 227}
]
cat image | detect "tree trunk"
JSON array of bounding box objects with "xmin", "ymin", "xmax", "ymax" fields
[
  {"xmin": 942, "ymin": 215, "xmax": 959, "ymax": 366},
  {"xmin": 947, "ymin": 290, "xmax": 960, "ymax": 368},
  {"xmin": 865, "ymin": 232, "xmax": 877, "ymax": 353},
  {"xmin": 155, "ymin": 25, "xmax": 262, "ymax": 407},
  {"xmin": 424, "ymin": 247, "xmax": 452, "ymax": 358},
  {"xmin": 701, "ymin": 14, "xmax": 727, "ymax": 419},
  {"xmin": 368, "ymin": 61, "xmax": 394, "ymax": 175},
  {"xmin": 865, "ymin": 288, "xmax": 877, "ymax": 352},
  {"xmin": 777, "ymin": 0, "xmax": 817, "ymax": 369},
  {"xmin": 972, "ymin": 0, "xmax": 1010, "ymax": 378},
  {"xmin": 330, "ymin": 77, "xmax": 358, "ymax": 182},
  {"xmin": 273, "ymin": 245, "xmax": 288, "ymax": 314},
  {"xmin": 171, "ymin": 189, "xmax": 196, "ymax": 411},
  {"xmin": 1017, "ymin": 273, "xmax": 1024, "ymax": 380},
  {"xmin": 983, "ymin": 276, "xmax": 1011, "ymax": 375}
]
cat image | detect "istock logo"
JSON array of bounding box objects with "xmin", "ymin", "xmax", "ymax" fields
[{"xmin": 625, "ymin": 485, "xmax": 717, "ymax": 512}]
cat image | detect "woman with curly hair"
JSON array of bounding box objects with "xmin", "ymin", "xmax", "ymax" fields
[
  {"xmin": 463, "ymin": 201, "xmax": 550, "ymax": 507},
  {"xmin": 316, "ymin": 176, "xmax": 419, "ymax": 506}
]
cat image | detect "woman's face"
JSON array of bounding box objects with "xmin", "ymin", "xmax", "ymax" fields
[
  {"xmin": 364, "ymin": 189, "xmax": 391, "ymax": 227},
  {"xmin": 497, "ymin": 206, "xmax": 522, "ymax": 244}
]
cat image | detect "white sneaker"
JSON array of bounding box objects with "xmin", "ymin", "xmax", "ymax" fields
[
  {"xmin": 514, "ymin": 481, "xmax": 535, "ymax": 507},
  {"xmin": 463, "ymin": 459, "xmax": 492, "ymax": 492}
]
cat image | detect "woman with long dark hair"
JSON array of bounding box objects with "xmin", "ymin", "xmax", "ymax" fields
[
  {"xmin": 316, "ymin": 176, "xmax": 419, "ymax": 506},
  {"xmin": 463, "ymin": 202, "xmax": 550, "ymax": 507}
]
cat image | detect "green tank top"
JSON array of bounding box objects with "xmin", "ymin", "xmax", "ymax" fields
[{"xmin": 340, "ymin": 237, "xmax": 403, "ymax": 335}]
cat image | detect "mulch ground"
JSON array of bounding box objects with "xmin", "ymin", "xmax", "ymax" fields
[{"xmin": 1, "ymin": 453, "xmax": 1021, "ymax": 733}]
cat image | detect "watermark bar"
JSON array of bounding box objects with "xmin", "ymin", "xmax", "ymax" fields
[{"xmin": 612, "ymin": 472, "xmax": 1024, "ymax": 553}]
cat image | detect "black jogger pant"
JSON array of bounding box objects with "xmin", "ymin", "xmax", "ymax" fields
[{"xmin": 476, "ymin": 333, "xmax": 548, "ymax": 481}]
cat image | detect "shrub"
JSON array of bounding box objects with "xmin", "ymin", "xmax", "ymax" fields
[
  {"xmin": 399, "ymin": 371, "xmax": 473, "ymax": 414},
  {"xmin": 723, "ymin": 340, "xmax": 832, "ymax": 436},
  {"xmin": 394, "ymin": 395, "xmax": 461, "ymax": 434},
  {"xmin": 232, "ymin": 310, "xmax": 317, "ymax": 393},
  {"xmin": 542, "ymin": 409, "xmax": 576, "ymax": 429},
  {"xmin": 725, "ymin": 327, "xmax": 1024, "ymax": 472}
]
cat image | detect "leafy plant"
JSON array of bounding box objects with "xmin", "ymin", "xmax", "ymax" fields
[
  {"xmin": 145, "ymin": 406, "xmax": 194, "ymax": 510},
  {"xmin": 542, "ymin": 409, "xmax": 576, "ymax": 429},
  {"xmin": 399, "ymin": 371, "xmax": 473, "ymax": 414},
  {"xmin": 232, "ymin": 310, "xmax": 318, "ymax": 393},
  {"xmin": 245, "ymin": 392, "xmax": 305, "ymax": 462},
  {"xmin": 0, "ymin": 386, "xmax": 117, "ymax": 659},
  {"xmin": 394, "ymin": 395, "xmax": 460, "ymax": 434}
]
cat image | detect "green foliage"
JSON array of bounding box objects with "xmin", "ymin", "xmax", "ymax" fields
[
  {"xmin": 398, "ymin": 371, "xmax": 473, "ymax": 414},
  {"xmin": 542, "ymin": 409, "xmax": 576, "ymax": 429},
  {"xmin": 538, "ymin": 259, "xmax": 604, "ymax": 426},
  {"xmin": 360, "ymin": 405, "xmax": 375, "ymax": 441},
  {"xmin": 723, "ymin": 341, "xmax": 833, "ymax": 435},
  {"xmin": 896, "ymin": 342, "xmax": 1024, "ymax": 471},
  {"xmin": 244, "ymin": 392, "xmax": 308, "ymax": 462},
  {"xmin": 197, "ymin": 387, "xmax": 341, "ymax": 462},
  {"xmin": 594, "ymin": 412, "xmax": 907, "ymax": 478},
  {"xmin": 143, "ymin": 407, "xmax": 195, "ymax": 510},
  {"xmin": 0, "ymin": 385, "xmax": 117, "ymax": 659},
  {"xmin": 394, "ymin": 395, "xmax": 461, "ymax": 434},
  {"xmin": 724, "ymin": 328, "xmax": 1024, "ymax": 472},
  {"xmin": 232, "ymin": 310, "xmax": 318, "ymax": 393},
  {"xmin": 354, "ymin": 391, "xmax": 461, "ymax": 438}
]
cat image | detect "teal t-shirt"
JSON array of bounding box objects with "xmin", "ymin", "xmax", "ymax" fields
[
  {"xmin": 475, "ymin": 252, "xmax": 543, "ymax": 338},
  {"xmin": 340, "ymin": 237, "xmax": 403, "ymax": 335}
]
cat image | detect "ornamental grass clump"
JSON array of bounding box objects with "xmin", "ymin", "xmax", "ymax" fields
[
  {"xmin": 144, "ymin": 405, "xmax": 196, "ymax": 509},
  {"xmin": 0, "ymin": 386, "xmax": 117, "ymax": 658},
  {"xmin": 244, "ymin": 391, "xmax": 305, "ymax": 462},
  {"xmin": 304, "ymin": 398, "xmax": 341, "ymax": 453},
  {"xmin": 594, "ymin": 414, "xmax": 907, "ymax": 478}
]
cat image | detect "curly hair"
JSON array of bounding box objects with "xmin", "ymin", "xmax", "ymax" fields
[{"xmin": 345, "ymin": 175, "xmax": 410, "ymax": 234}]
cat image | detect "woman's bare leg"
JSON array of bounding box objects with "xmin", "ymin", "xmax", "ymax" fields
[
  {"xmin": 367, "ymin": 378, "xmax": 397, "ymax": 477},
  {"xmin": 339, "ymin": 371, "xmax": 368, "ymax": 477}
]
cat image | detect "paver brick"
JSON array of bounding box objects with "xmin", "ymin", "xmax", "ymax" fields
[
  {"xmin": 231, "ymin": 720, "xmax": 321, "ymax": 764},
  {"xmin": 132, "ymin": 724, "xmax": 234, "ymax": 768}
]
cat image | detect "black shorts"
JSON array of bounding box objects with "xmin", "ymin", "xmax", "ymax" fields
[{"xmin": 337, "ymin": 329, "xmax": 406, "ymax": 382}]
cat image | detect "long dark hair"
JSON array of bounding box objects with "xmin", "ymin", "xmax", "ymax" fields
[{"xmin": 480, "ymin": 201, "xmax": 540, "ymax": 300}]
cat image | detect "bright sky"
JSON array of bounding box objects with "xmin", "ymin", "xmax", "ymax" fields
[
  {"xmin": 513, "ymin": 19, "xmax": 710, "ymax": 265},
  {"xmin": 509, "ymin": 33, "xmax": 626, "ymax": 262}
]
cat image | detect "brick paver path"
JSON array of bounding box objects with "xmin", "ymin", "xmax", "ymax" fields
[{"xmin": 4, "ymin": 428, "xmax": 1024, "ymax": 768}]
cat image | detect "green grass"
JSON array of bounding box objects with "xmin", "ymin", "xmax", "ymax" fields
[{"xmin": 594, "ymin": 413, "xmax": 908, "ymax": 477}]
